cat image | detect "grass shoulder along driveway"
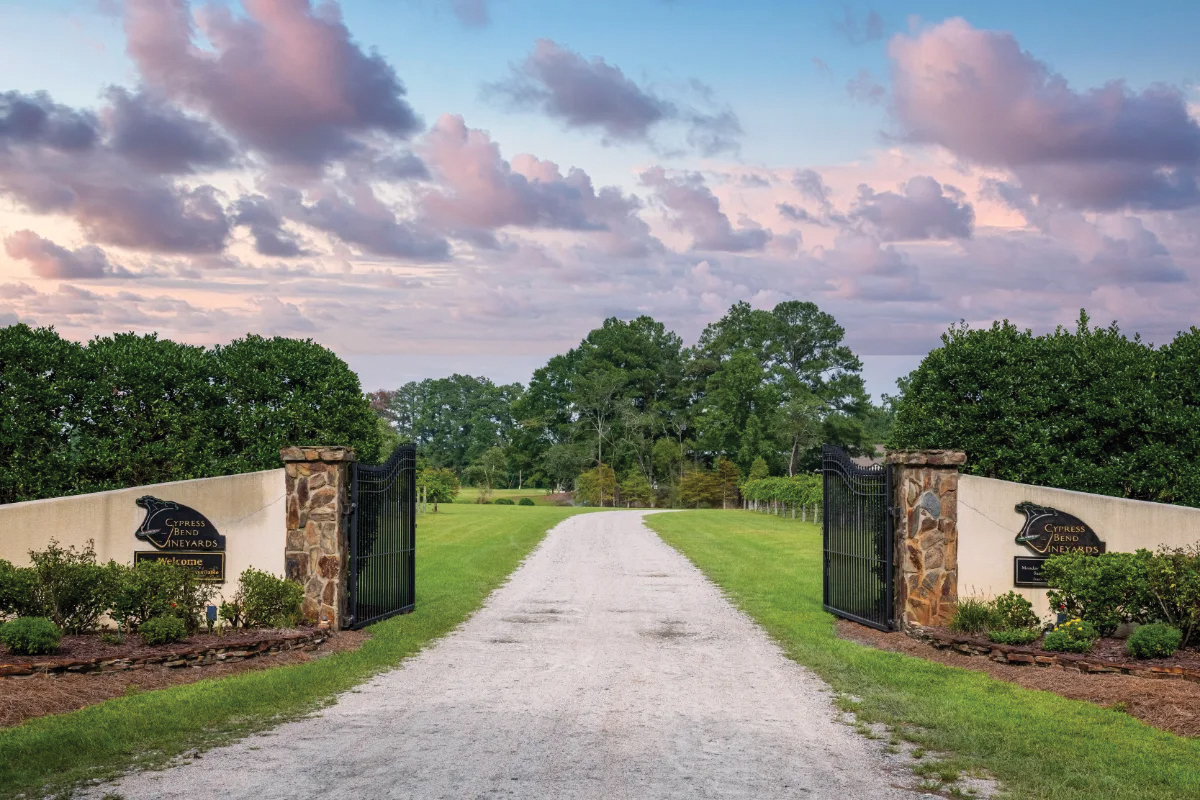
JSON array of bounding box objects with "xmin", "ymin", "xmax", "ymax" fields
[
  {"xmin": 646, "ymin": 510, "xmax": 1200, "ymax": 800},
  {"xmin": 0, "ymin": 504, "xmax": 591, "ymax": 799}
]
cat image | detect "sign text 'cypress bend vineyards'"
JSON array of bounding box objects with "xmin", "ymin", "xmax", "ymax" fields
[{"xmin": 1012, "ymin": 502, "xmax": 1106, "ymax": 588}]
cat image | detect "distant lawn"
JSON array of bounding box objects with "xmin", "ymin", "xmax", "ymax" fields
[
  {"xmin": 0, "ymin": 504, "xmax": 590, "ymax": 799},
  {"xmin": 646, "ymin": 511, "xmax": 1200, "ymax": 800},
  {"xmin": 454, "ymin": 486, "xmax": 560, "ymax": 505}
]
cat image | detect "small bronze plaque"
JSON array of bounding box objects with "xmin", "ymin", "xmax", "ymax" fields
[
  {"xmin": 1014, "ymin": 556, "xmax": 1049, "ymax": 587},
  {"xmin": 134, "ymin": 551, "xmax": 225, "ymax": 582}
]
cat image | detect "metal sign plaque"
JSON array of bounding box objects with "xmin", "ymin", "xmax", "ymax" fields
[
  {"xmin": 134, "ymin": 496, "xmax": 226, "ymax": 582},
  {"xmin": 1014, "ymin": 556, "xmax": 1050, "ymax": 587},
  {"xmin": 1014, "ymin": 502, "xmax": 1106, "ymax": 556},
  {"xmin": 134, "ymin": 551, "xmax": 225, "ymax": 583}
]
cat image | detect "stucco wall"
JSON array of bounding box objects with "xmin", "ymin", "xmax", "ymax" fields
[
  {"xmin": 0, "ymin": 469, "xmax": 286, "ymax": 604},
  {"xmin": 958, "ymin": 474, "xmax": 1200, "ymax": 618}
]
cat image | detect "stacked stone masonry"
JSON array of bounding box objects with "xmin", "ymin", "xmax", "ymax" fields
[
  {"xmin": 0, "ymin": 631, "xmax": 330, "ymax": 678},
  {"xmin": 281, "ymin": 446, "xmax": 355, "ymax": 628},
  {"xmin": 908, "ymin": 627, "xmax": 1200, "ymax": 683},
  {"xmin": 886, "ymin": 450, "xmax": 966, "ymax": 628}
]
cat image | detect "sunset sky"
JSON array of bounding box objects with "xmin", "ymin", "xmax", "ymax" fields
[{"xmin": 2, "ymin": 0, "xmax": 1198, "ymax": 396}]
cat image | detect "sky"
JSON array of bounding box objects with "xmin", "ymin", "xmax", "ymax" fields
[{"xmin": 1, "ymin": 0, "xmax": 1198, "ymax": 399}]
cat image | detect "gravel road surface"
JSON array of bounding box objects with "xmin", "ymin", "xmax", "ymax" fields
[{"xmin": 91, "ymin": 511, "xmax": 919, "ymax": 799}]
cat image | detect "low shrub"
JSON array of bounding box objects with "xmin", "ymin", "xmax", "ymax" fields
[
  {"xmin": 1042, "ymin": 618, "xmax": 1098, "ymax": 653},
  {"xmin": 948, "ymin": 598, "xmax": 998, "ymax": 635},
  {"xmin": 518, "ymin": 497, "xmax": 535, "ymax": 506},
  {"xmin": 1142, "ymin": 545, "xmax": 1200, "ymax": 647},
  {"xmin": 1125, "ymin": 623, "xmax": 1183, "ymax": 659},
  {"xmin": 1043, "ymin": 551, "xmax": 1151, "ymax": 636},
  {"xmin": 493, "ymin": 498, "xmax": 515, "ymax": 505},
  {"xmin": 240, "ymin": 569, "xmax": 304, "ymax": 628},
  {"xmin": 0, "ymin": 617, "xmax": 62, "ymax": 655},
  {"xmin": 140, "ymin": 615, "xmax": 187, "ymax": 646},
  {"xmin": 993, "ymin": 591, "xmax": 1040, "ymax": 631},
  {"xmin": 988, "ymin": 628, "xmax": 1040, "ymax": 646}
]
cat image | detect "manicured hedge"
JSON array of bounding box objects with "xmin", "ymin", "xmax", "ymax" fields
[
  {"xmin": 0, "ymin": 325, "xmax": 382, "ymax": 503},
  {"xmin": 889, "ymin": 313, "xmax": 1200, "ymax": 507}
]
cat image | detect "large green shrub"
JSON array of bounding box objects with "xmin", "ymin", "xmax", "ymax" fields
[
  {"xmin": 139, "ymin": 615, "xmax": 187, "ymax": 646},
  {"xmin": 518, "ymin": 497, "xmax": 535, "ymax": 506},
  {"xmin": 0, "ymin": 617, "xmax": 62, "ymax": 655},
  {"xmin": 238, "ymin": 569, "xmax": 304, "ymax": 628},
  {"xmin": 992, "ymin": 591, "xmax": 1040, "ymax": 631},
  {"xmin": 1042, "ymin": 551, "xmax": 1151, "ymax": 635},
  {"xmin": 1125, "ymin": 623, "xmax": 1182, "ymax": 659},
  {"xmin": 27, "ymin": 541, "xmax": 122, "ymax": 634},
  {"xmin": 1142, "ymin": 545, "xmax": 1200, "ymax": 646},
  {"xmin": 0, "ymin": 560, "xmax": 42, "ymax": 620},
  {"xmin": 111, "ymin": 560, "xmax": 212, "ymax": 633},
  {"xmin": 888, "ymin": 314, "xmax": 1200, "ymax": 506}
]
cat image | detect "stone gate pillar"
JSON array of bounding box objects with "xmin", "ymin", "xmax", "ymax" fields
[
  {"xmin": 886, "ymin": 450, "xmax": 966, "ymax": 628},
  {"xmin": 280, "ymin": 446, "xmax": 356, "ymax": 629}
]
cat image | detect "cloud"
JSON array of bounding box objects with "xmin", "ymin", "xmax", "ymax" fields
[
  {"xmin": 449, "ymin": 0, "xmax": 490, "ymax": 28},
  {"xmin": 849, "ymin": 176, "xmax": 974, "ymax": 240},
  {"xmin": 835, "ymin": 7, "xmax": 884, "ymax": 45},
  {"xmin": 124, "ymin": 0, "xmax": 422, "ymax": 167},
  {"xmin": 792, "ymin": 169, "xmax": 834, "ymax": 213},
  {"xmin": 0, "ymin": 91, "xmax": 98, "ymax": 151},
  {"xmin": 233, "ymin": 195, "xmax": 306, "ymax": 256},
  {"xmin": 640, "ymin": 167, "xmax": 771, "ymax": 252},
  {"xmin": 419, "ymin": 115, "xmax": 659, "ymax": 255},
  {"xmin": 846, "ymin": 70, "xmax": 886, "ymax": 105},
  {"xmin": 888, "ymin": 18, "xmax": 1200, "ymax": 210},
  {"xmin": 103, "ymin": 87, "xmax": 237, "ymax": 174},
  {"xmin": 4, "ymin": 230, "xmax": 125, "ymax": 279},
  {"xmin": 486, "ymin": 40, "xmax": 741, "ymax": 155}
]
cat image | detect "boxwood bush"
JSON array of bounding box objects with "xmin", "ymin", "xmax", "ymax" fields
[
  {"xmin": 140, "ymin": 615, "xmax": 187, "ymax": 646},
  {"xmin": 1125, "ymin": 623, "xmax": 1182, "ymax": 659},
  {"xmin": 493, "ymin": 498, "xmax": 514, "ymax": 505},
  {"xmin": 0, "ymin": 616, "xmax": 62, "ymax": 655},
  {"xmin": 518, "ymin": 497, "xmax": 535, "ymax": 506}
]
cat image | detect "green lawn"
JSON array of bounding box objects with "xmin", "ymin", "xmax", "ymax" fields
[
  {"xmin": 646, "ymin": 511, "xmax": 1200, "ymax": 800},
  {"xmin": 453, "ymin": 486, "xmax": 560, "ymax": 505},
  {"xmin": 0, "ymin": 504, "xmax": 589, "ymax": 799}
]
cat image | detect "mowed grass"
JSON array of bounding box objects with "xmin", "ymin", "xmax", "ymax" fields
[
  {"xmin": 0, "ymin": 504, "xmax": 590, "ymax": 799},
  {"xmin": 454, "ymin": 487, "xmax": 560, "ymax": 505},
  {"xmin": 646, "ymin": 511, "xmax": 1200, "ymax": 800}
]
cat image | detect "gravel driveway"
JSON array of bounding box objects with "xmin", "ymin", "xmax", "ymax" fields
[{"xmin": 92, "ymin": 511, "xmax": 919, "ymax": 799}]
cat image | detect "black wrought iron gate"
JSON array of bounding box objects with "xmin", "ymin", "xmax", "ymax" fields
[
  {"xmin": 347, "ymin": 444, "xmax": 416, "ymax": 629},
  {"xmin": 821, "ymin": 445, "xmax": 894, "ymax": 631}
]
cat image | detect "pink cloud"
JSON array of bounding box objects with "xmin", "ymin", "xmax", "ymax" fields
[
  {"xmin": 4, "ymin": 231, "xmax": 124, "ymax": 279},
  {"xmin": 640, "ymin": 167, "xmax": 770, "ymax": 252}
]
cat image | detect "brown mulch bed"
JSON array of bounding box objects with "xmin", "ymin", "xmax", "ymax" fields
[
  {"xmin": 0, "ymin": 629, "xmax": 369, "ymax": 729},
  {"xmin": 838, "ymin": 620, "xmax": 1200, "ymax": 738},
  {"xmin": 0, "ymin": 628, "xmax": 323, "ymax": 666}
]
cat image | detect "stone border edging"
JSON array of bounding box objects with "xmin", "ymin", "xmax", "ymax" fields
[
  {"xmin": 907, "ymin": 626, "xmax": 1200, "ymax": 683},
  {"xmin": 0, "ymin": 630, "xmax": 330, "ymax": 678}
]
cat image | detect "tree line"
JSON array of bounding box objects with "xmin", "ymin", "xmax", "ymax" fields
[
  {"xmin": 0, "ymin": 325, "xmax": 382, "ymax": 504},
  {"xmin": 372, "ymin": 301, "xmax": 890, "ymax": 506}
]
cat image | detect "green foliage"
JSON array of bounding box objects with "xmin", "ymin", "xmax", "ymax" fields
[
  {"xmin": 463, "ymin": 446, "xmax": 508, "ymax": 502},
  {"xmin": 747, "ymin": 456, "xmax": 770, "ymax": 481},
  {"xmin": 678, "ymin": 469, "xmax": 723, "ymax": 508},
  {"xmin": 1142, "ymin": 545, "xmax": 1200, "ymax": 646},
  {"xmin": 619, "ymin": 470, "xmax": 654, "ymax": 507},
  {"xmin": 417, "ymin": 466, "xmax": 460, "ymax": 509},
  {"xmin": 139, "ymin": 615, "xmax": 188, "ymax": 646},
  {"xmin": 27, "ymin": 540, "xmax": 121, "ymax": 634},
  {"xmin": 1043, "ymin": 551, "xmax": 1152, "ymax": 635},
  {"xmin": 948, "ymin": 598, "xmax": 1000, "ymax": 635},
  {"xmin": 1042, "ymin": 618, "xmax": 1099, "ymax": 653},
  {"xmin": 1125, "ymin": 623, "xmax": 1182, "ymax": 659},
  {"xmin": 0, "ymin": 559, "xmax": 41, "ymax": 620},
  {"xmin": 993, "ymin": 591, "xmax": 1040, "ymax": 631},
  {"xmin": 889, "ymin": 314, "xmax": 1200, "ymax": 506},
  {"xmin": 0, "ymin": 326, "xmax": 380, "ymax": 502},
  {"xmin": 740, "ymin": 475, "xmax": 821, "ymax": 505},
  {"xmin": 239, "ymin": 569, "xmax": 304, "ymax": 629},
  {"xmin": 111, "ymin": 560, "xmax": 210, "ymax": 633},
  {"xmin": 218, "ymin": 599, "xmax": 243, "ymax": 629},
  {"xmin": 987, "ymin": 628, "xmax": 1040, "ymax": 646},
  {"xmin": 493, "ymin": 498, "xmax": 514, "ymax": 505},
  {"xmin": 518, "ymin": 497, "xmax": 535, "ymax": 506},
  {"xmin": 0, "ymin": 617, "xmax": 62, "ymax": 655},
  {"xmin": 575, "ymin": 463, "xmax": 618, "ymax": 506}
]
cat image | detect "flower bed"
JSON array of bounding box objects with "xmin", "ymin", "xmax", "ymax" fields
[
  {"xmin": 0, "ymin": 628, "xmax": 329, "ymax": 678},
  {"xmin": 910, "ymin": 626, "xmax": 1200, "ymax": 682}
]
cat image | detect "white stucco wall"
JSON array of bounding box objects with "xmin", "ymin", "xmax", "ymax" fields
[
  {"xmin": 0, "ymin": 469, "xmax": 286, "ymax": 604},
  {"xmin": 957, "ymin": 474, "xmax": 1200, "ymax": 619}
]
